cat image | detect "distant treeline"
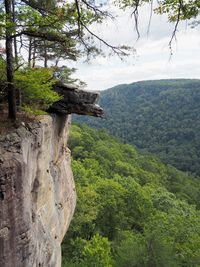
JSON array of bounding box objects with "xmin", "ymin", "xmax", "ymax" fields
[{"xmin": 74, "ymin": 79, "xmax": 200, "ymax": 176}]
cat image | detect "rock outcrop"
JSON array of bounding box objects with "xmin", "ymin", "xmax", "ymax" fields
[
  {"xmin": 0, "ymin": 115, "xmax": 75, "ymax": 267},
  {"xmin": 49, "ymin": 82, "xmax": 104, "ymax": 117},
  {"xmin": 0, "ymin": 85, "xmax": 103, "ymax": 267}
]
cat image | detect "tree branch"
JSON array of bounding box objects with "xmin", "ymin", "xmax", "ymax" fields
[
  {"xmin": 11, "ymin": 29, "xmax": 78, "ymax": 43},
  {"xmin": 131, "ymin": 0, "xmax": 140, "ymax": 40},
  {"xmin": 80, "ymin": 0, "xmax": 114, "ymax": 19},
  {"xmin": 74, "ymin": 0, "xmax": 129, "ymax": 57},
  {"xmin": 20, "ymin": 0, "xmax": 55, "ymax": 14},
  {"xmin": 168, "ymin": 0, "xmax": 183, "ymax": 56}
]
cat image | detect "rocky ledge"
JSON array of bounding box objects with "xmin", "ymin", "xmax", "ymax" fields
[
  {"xmin": 48, "ymin": 82, "xmax": 104, "ymax": 117},
  {"xmin": 0, "ymin": 85, "xmax": 103, "ymax": 267}
]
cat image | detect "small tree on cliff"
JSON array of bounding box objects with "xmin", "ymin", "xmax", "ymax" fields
[
  {"xmin": 1, "ymin": 0, "xmax": 200, "ymax": 120},
  {"xmin": 1, "ymin": 0, "xmax": 78, "ymax": 119}
]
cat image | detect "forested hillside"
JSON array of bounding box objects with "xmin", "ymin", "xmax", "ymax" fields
[
  {"xmin": 62, "ymin": 124, "xmax": 200, "ymax": 267},
  {"xmin": 74, "ymin": 79, "xmax": 200, "ymax": 176}
]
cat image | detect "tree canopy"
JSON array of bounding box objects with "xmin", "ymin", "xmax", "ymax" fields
[
  {"xmin": 0, "ymin": 0, "xmax": 200, "ymax": 120},
  {"xmin": 62, "ymin": 123, "xmax": 200, "ymax": 267},
  {"xmin": 75, "ymin": 79, "xmax": 200, "ymax": 177}
]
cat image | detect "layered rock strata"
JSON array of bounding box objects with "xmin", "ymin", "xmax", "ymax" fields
[{"xmin": 49, "ymin": 82, "xmax": 104, "ymax": 117}]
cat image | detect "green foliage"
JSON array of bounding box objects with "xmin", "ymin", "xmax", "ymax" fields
[
  {"xmin": 1, "ymin": 0, "xmax": 200, "ymax": 119},
  {"xmin": 15, "ymin": 67, "xmax": 60, "ymax": 109},
  {"xmin": 62, "ymin": 123, "xmax": 200, "ymax": 267},
  {"xmin": 82, "ymin": 234, "xmax": 113, "ymax": 267},
  {"xmin": 0, "ymin": 61, "xmax": 61, "ymax": 113},
  {"xmin": 114, "ymin": 231, "xmax": 147, "ymax": 267},
  {"xmin": 155, "ymin": 0, "xmax": 200, "ymax": 21},
  {"xmin": 75, "ymin": 79, "xmax": 200, "ymax": 177},
  {"xmin": 0, "ymin": 58, "xmax": 6, "ymax": 98},
  {"xmin": 22, "ymin": 105, "xmax": 48, "ymax": 115},
  {"xmin": 62, "ymin": 235, "xmax": 112, "ymax": 267}
]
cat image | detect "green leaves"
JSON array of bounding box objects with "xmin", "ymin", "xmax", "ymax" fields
[
  {"xmin": 62, "ymin": 124, "xmax": 200, "ymax": 266},
  {"xmin": 155, "ymin": 0, "xmax": 200, "ymax": 21},
  {"xmin": 15, "ymin": 67, "xmax": 61, "ymax": 111},
  {"xmin": 75, "ymin": 79, "xmax": 200, "ymax": 178},
  {"xmin": 82, "ymin": 234, "xmax": 113, "ymax": 267},
  {"xmin": 0, "ymin": 57, "xmax": 62, "ymax": 114}
]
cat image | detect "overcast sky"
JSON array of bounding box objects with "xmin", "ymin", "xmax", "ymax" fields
[{"xmin": 70, "ymin": 4, "xmax": 200, "ymax": 91}]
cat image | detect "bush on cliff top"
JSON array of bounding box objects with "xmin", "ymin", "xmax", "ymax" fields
[{"xmin": 0, "ymin": 58, "xmax": 60, "ymax": 114}]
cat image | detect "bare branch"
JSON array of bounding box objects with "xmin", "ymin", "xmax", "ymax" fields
[
  {"xmin": 75, "ymin": 0, "xmax": 82, "ymax": 37},
  {"xmin": 168, "ymin": 0, "xmax": 183, "ymax": 56},
  {"xmin": 74, "ymin": 0, "xmax": 129, "ymax": 57},
  {"xmin": 82, "ymin": 23, "xmax": 129, "ymax": 57},
  {"xmin": 131, "ymin": 0, "xmax": 140, "ymax": 40},
  {"xmin": 80, "ymin": 0, "xmax": 114, "ymax": 20},
  {"xmin": 14, "ymin": 63, "xmax": 24, "ymax": 72},
  {"xmin": 74, "ymin": 0, "xmax": 92, "ymax": 52},
  {"xmin": 147, "ymin": 0, "xmax": 153, "ymax": 37}
]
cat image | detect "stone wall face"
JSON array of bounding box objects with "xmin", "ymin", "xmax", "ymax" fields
[{"xmin": 0, "ymin": 115, "xmax": 76, "ymax": 267}]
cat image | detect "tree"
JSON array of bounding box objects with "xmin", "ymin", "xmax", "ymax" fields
[
  {"xmin": 62, "ymin": 234, "xmax": 113, "ymax": 267},
  {"xmin": 62, "ymin": 124, "xmax": 200, "ymax": 266},
  {"xmin": 4, "ymin": 0, "xmax": 16, "ymax": 120},
  {"xmin": 0, "ymin": 1, "xmax": 77, "ymax": 118},
  {"xmin": 1, "ymin": 0, "xmax": 200, "ymax": 120},
  {"xmin": 81, "ymin": 234, "xmax": 112, "ymax": 267}
]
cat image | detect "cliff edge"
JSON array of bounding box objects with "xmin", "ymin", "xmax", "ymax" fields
[
  {"xmin": 0, "ymin": 84, "xmax": 103, "ymax": 267},
  {"xmin": 0, "ymin": 114, "xmax": 75, "ymax": 267}
]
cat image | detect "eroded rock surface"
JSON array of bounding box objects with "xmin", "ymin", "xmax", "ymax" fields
[
  {"xmin": 49, "ymin": 82, "xmax": 104, "ymax": 117},
  {"xmin": 0, "ymin": 114, "xmax": 76, "ymax": 267}
]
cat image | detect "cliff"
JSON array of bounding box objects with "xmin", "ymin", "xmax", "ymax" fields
[
  {"xmin": 0, "ymin": 84, "xmax": 103, "ymax": 267},
  {"xmin": 0, "ymin": 114, "xmax": 75, "ymax": 267}
]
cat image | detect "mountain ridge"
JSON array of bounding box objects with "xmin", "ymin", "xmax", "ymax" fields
[{"xmin": 74, "ymin": 79, "xmax": 200, "ymax": 176}]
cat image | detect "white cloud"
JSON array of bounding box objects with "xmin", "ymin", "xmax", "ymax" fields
[{"xmin": 69, "ymin": 5, "xmax": 200, "ymax": 91}]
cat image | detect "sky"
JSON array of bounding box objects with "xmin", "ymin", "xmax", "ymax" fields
[{"xmin": 70, "ymin": 4, "xmax": 200, "ymax": 91}]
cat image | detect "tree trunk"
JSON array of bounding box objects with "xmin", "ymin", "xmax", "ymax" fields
[
  {"xmin": 28, "ymin": 37, "xmax": 32, "ymax": 67},
  {"xmin": 12, "ymin": 0, "xmax": 21, "ymax": 108},
  {"xmin": 12, "ymin": 0, "xmax": 18, "ymax": 64},
  {"xmin": 5, "ymin": 0, "xmax": 16, "ymax": 120},
  {"xmin": 32, "ymin": 39, "xmax": 36, "ymax": 68},
  {"xmin": 44, "ymin": 40, "xmax": 48, "ymax": 68}
]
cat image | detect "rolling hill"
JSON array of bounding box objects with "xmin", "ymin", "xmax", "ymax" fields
[{"xmin": 74, "ymin": 79, "xmax": 200, "ymax": 176}]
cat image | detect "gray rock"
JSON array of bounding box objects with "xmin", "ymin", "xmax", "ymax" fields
[
  {"xmin": 49, "ymin": 82, "xmax": 104, "ymax": 117},
  {"xmin": 0, "ymin": 114, "xmax": 76, "ymax": 267}
]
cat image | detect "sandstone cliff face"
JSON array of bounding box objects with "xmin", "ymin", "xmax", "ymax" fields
[{"xmin": 0, "ymin": 114, "xmax": 76, "ymax": 267}]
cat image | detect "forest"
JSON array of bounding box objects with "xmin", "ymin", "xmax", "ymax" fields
[
  {"xmin": 0, "ymin": 0, "xmax": 200, "ymax": 120},
  {"xmin": 0, "ymin": 0, "xmax": 200, "ymax": 266},
  {"xmin": 62, "ymin": 123, "xmax": 200, "ymax": 267},
  {"xmin": 75, "ymin": 79, "xmax": 200, "ymax": 176}
]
